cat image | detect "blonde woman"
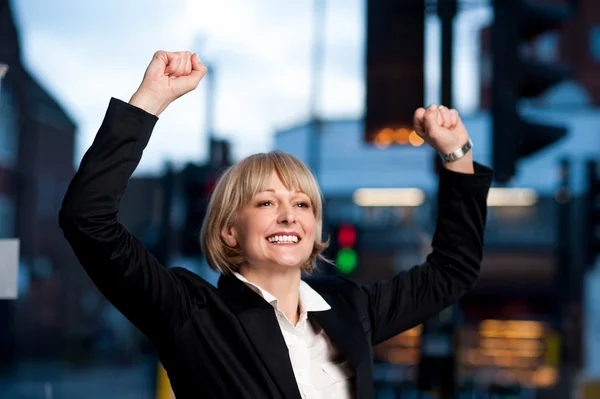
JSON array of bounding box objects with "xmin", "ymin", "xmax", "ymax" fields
[{"xmin": 60, "ymin": 51, "xmax": 492, "ymax": 399}]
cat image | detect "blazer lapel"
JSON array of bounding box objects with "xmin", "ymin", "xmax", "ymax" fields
[
  {"xmin": 309, "ymin": 292, "xmax": 372, "ymax": 398},
  {"xmin": 218, "ymin": 274, "xmax": 302, "ymax": 399}
]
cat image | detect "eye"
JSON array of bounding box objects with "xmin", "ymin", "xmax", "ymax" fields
[
  {"xmin": 258, "ymin": 201, "xmax": 273, "ymax": 207},
  {"xmin": 296, "ymin": 201, "xmax": 311, "ymax": 208}
]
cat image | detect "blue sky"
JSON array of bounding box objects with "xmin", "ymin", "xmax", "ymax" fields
[{"xmin": 11, "ymin": 0, "xmax": 491, "ymax": 174}]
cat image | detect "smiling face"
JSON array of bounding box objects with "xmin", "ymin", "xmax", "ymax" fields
[
  {"xmin": 221, "ymin": 171, "xmax": 316, "ymax": 271},
  {"xmin": 201, "ymin": 151, "xmax": 328, "ymax": 275}
]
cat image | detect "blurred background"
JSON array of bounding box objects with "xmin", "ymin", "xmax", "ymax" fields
[{"xmin": 1, "ymin": 0, "xmax": 599, "ymax": 397}]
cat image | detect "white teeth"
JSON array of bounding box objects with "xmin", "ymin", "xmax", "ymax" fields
[{"xmin": 267, "ymin": 235, "xmax": 299, "ymax": 243}]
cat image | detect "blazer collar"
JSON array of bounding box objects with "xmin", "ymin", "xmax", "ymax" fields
[
  {"xmin": 231, "ymin": 272, "xmax": 331, "ymax": 313},
  {"xmin": 218, "ymin": 273, "xmax": 302, "ymax": 399},
  {"xmin": 307, "ymin": 290, "xmax": 372, "ymax": 398},
  {"xmin": 218, "ymin": 273, "xmax": 371, "ymax": 399}
]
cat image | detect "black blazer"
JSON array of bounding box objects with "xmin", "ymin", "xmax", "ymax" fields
[{"xmin": 59, "ymin": 98, "xmax": 493, "ymax": 399}]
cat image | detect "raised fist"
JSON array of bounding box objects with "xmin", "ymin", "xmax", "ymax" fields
[
  {"xmin": 413, "ymin": 104, "xmax": 469, "ymax": 155},
  {"xmin": 130, "ymin": 51, "xmax": 207, "ymax": 116}
]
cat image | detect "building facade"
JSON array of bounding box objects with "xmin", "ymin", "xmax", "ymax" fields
[{"xmin": 0, "ymin": 0, "xmax": 80, "ymax": 365}]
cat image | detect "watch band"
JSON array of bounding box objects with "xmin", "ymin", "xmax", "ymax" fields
[{"xmin": 439, "ymin": 138, "xmax": 473, "ymax": 163}]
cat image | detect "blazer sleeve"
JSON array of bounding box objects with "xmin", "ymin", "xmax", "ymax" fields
[
  {"xmin": 59, "ymin": 98, "xmax": 198, "ymax": 342},
  {"xmin": 361, "ymin": 162, "xmax": 492, "ymax": 345}
]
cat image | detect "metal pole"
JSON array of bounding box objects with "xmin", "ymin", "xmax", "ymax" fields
[
  {"xmin": 309, "ymin": 0, "xmax": 325, "ymax": 181},
  {"xmin": 205, "ymin": 63, "xmax": 215, "ymax": 150},
  {"xmin": 438, "ymin": 0, "xmax": 457, "ymax": 109},
  {"xmin": 556, "ymin": 158, "xmax": 571, "ymax": 394},
  {"xmin": 433, "ymin": 0, "xmax": 457, "ymax": 177},
  {"xmin": 193, "ymin": 36, "xmax": 216, "ymax": 162},
  {"xmin": 438, "ymin": 3, "xmax": 458, "ymax": 398}
]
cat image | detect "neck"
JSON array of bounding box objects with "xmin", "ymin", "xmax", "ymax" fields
[{"xmin": 239, "ymin": 265, "xmax": 302, "ymax": 325}]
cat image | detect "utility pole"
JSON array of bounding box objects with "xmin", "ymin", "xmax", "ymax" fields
[
  {"xmin": 205, "ymin": 62, "xmax": 216, "ymax": 149},
  {"xmin": 308, "ymin": 0, "xmax": 325, "ymax": 181},
  {"xmin": 556, "ymin": 159, "xmax": 571, "ymax": 362},
  {"xmin": 433, "ymin": 0, "xmax": 458, "ymax": 176},
  {"xmin": 555, "ymin": 158, "xmax": 576, "ymax": 397},
  {"xmin": 424, "ymin": 3, "xmax": 458, "ymax": 399},
  {"xmin": 195, "ymin": 36, "xmax": 217, "ymax": 160},
  {"xmin": 439, "ymin": 0, "xmax": 457, "ymax": 109}
]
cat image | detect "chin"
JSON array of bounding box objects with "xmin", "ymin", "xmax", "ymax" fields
[
  {"xmin": 272, "ymin": 255, "xmax": 310, "ymax": 270},
  {"xmin": 274, "ymin": 260, "xmax": 305, "ymax": 269}
]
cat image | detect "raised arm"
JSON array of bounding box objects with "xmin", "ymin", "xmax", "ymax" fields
[
  {"xmin": 59, "ymin": 51, "xmax": 207, "ymax": 342},
  {"xmin": 360, "ymin": 105, "xmax": 492, "ymax": 344}
]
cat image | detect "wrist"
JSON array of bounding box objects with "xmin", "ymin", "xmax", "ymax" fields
[
  {"xmin": 440, "ymin": 137, "xmax": 474, "ymax": 174},
  {"xmin": 438, "ymin": 136, "xmax": 471, "ymax": 161},
  {"xmin": 129, "ymin": 90, "xmax": 169, "ymax": 116},
  {"xmin": 442, "ymin": 152, "xmax": 474, "ymax": 174}
]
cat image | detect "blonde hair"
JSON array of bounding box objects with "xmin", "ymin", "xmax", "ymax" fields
[{"xmin": 200, "ymin": 150, "xmax": 328, "ymax": 275}]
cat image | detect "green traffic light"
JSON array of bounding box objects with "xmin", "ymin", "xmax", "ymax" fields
[{"xmin": 336, "ymin": 248, "xmax": 357, "ymax": 274}]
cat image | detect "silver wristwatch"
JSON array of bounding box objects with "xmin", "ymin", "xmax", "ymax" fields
[{"xmin": 439, "ymin": 138, "xmax": 473, "ymax": 163}]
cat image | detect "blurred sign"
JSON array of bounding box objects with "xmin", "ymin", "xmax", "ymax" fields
[
  {"xmin": 458, "ymin": 319, "xmax": 558, "ymax": 387},
  {"xmin": 0, "ymin": 238, "xmax": 19, "ymax": 299}
]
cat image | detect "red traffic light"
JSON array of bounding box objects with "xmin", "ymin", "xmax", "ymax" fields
[{"xmin": 337, "ymin": 224, "xmax": 357, "ymax": 248}]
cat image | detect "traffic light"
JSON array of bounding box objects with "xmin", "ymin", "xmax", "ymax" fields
[
  {"xmin": 181, "ymin": 163, "xmax": 218, "ymax": 257},
  {"xmin": 586, "ymin": 160, "xmax": 600, "ymax": 268},
  {"xmin": 364, "ymin": 0, "xmax": 425, "ymax": 146},
  {"xmin": 330, "ymin": 224, "xmax": 359, "ymax": 275},
  {"xmin": 492, "ymin": 0, "xmax": 572, "ymax": 182}
]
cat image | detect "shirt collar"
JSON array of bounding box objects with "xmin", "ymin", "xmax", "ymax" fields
[{"xmin": 233, "ymin": 272, "xmax": 331, "ymax": 313}]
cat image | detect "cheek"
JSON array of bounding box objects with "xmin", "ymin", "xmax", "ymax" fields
[{"xmin": 302, "ymin": 217, "xmax": 317, "ymax": 240}]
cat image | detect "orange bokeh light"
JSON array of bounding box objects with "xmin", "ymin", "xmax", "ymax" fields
[{"xmin": 409, "ymin": 130, "xmax": 425, "ymax": 146}]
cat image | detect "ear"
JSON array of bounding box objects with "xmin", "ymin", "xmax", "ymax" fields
[{"xmin": 221, "ymin": 225, "xmax": 238, "ymax": 247}]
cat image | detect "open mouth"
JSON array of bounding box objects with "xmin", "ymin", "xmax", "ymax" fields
[{"xmin": 266, "ymin": 234, "xmax": 300, "ymax": 244}]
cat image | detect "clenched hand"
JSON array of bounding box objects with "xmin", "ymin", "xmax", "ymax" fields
[{"xmin": 129, "ymin": 51, "xmax": 207, "ymax": 116}]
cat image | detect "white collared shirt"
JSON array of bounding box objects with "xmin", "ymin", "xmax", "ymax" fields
[{"xmin": 233, "ymin": 272, "xmax": 354, "ymax": 399}]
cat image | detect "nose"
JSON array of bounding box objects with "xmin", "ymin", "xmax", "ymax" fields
[{"xmin": 277, "ymin": 202, "xmax": 296, "ymax": 224}]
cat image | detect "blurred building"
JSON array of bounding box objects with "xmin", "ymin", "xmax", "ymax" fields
[{"xmin": 0, "ymin": 0, "xmax": 82, "ymax": 365}]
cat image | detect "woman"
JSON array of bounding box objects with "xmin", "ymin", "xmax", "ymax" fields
[{"xmin": 59, "ymin": 51, "xmax": 492, "ymax": 399}]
